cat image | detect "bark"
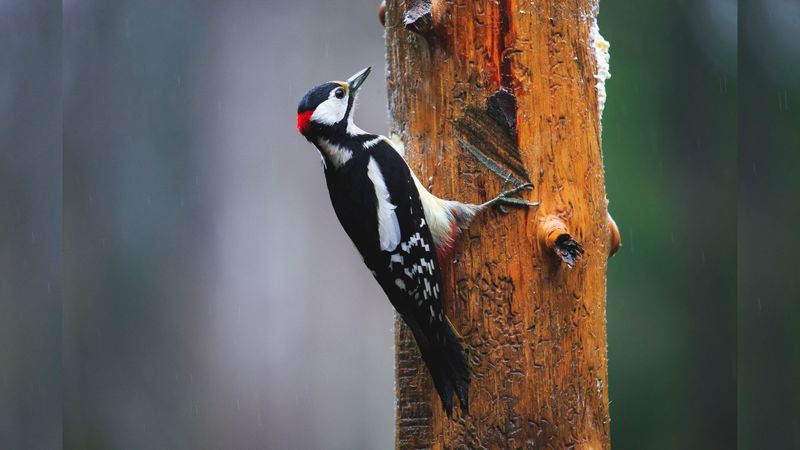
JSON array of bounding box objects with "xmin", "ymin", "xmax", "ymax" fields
[{"xmin": 384, "ymin": 0, "xmax": 613, "ymax": 448}]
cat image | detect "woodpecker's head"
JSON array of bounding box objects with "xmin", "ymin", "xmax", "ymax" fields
[{"xmin": 296, "ymin": 67, "xmax": 371, "ymax": 139}]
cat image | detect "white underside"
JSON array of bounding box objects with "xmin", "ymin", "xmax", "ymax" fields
[{"xmin": 410, "ymin": 173, "xmax": 458, "ymax": 250}]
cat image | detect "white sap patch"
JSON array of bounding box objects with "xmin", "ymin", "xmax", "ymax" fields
[
  {"xmin": 589, "ymin": 20, "xmax": 611, "ymax": 123},
  {"xmin": 367, "ymin": 157, "xmax": 401, "ymax": 252},
  {"xmin": 317, "ymin": 138, "xmax": 353, "ymax": 168}
]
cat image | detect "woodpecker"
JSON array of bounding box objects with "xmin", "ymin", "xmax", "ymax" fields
[{"xmin": 296, "ymin": 67, "xmax": 534, "ymax": 416}]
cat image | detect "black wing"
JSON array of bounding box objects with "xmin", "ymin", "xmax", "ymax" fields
[{"xmin": 324, "ymin": 139, "xmax": 470, "ymax": 415}]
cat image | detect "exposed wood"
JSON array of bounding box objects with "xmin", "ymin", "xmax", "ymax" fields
[
  {"xmin": 384, "ymin": 0, "xmax": 613, "ymax": 448},
  {"xmin": 541, "ymin": 215, "xmax": 585, "ymax": 268}
]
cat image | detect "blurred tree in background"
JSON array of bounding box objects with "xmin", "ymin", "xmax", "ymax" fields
[{"xmin": 1, "ymin": 0, "xmax": 797, "ymax": 449}]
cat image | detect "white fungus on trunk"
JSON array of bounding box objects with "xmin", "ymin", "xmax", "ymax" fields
[{"xmin": 589, "ymin": 20, "xmax": 611, "ymax": 123}]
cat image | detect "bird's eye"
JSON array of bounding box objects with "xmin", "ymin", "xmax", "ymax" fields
[{"xmin": 334, "ymin": 88, "xmax": 345, "ymax": 99}]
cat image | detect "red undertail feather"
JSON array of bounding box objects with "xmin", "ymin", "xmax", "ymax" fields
[{"xmin": 435, "ymin": 220, "xmax": 461, "ymax": 266}]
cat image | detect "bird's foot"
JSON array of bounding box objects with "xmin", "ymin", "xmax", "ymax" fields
[{"xmin": 480, "ymin": 182, "xmax": 538, "ymax": 213}]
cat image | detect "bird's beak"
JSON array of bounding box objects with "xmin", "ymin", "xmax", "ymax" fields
[{"xmin": 346, "ymin": 67, "xmax": 371, "ymax": 93}]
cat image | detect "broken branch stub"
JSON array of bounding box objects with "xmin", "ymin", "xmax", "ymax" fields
[
  {"xmin": 541, "ymin": 215, "xmax": 584, "ymax": 268},
  {"xmin": 403, "ymin": 0, "xmax": 434, "ymax": 37},
  {"xmin": 607, "ymin": 212, "xmax": 621, "ymax": 257}
]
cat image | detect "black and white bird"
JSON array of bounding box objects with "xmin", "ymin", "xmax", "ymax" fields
[{"xmin": 296, "ymin": 67, "xmax": 534, "ymax": 416}]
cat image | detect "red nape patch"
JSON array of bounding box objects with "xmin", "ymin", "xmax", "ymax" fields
[{"xmin": 296, "ymin": 110, "xmax": 314, "ymax": 134}]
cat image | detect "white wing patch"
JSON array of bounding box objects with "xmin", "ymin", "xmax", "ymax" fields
[{"xmin": 367, "ymin": 157, "xmax": 401, "ymax": 252}]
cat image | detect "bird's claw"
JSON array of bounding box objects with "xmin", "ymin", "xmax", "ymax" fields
[
  {"xmin": 483, "ymin": 182, "xmax": 537, "ymax": 212},
  {"xmin": 503, "ymin": 182, "xmax": 533, "ymax": 195},
  {"xmin": 497, "ymin": 196, "xmax": 539, "ymax": 207}
]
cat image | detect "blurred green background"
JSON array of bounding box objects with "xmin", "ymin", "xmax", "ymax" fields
[
  {"xmin": 1, "ymin": 0, "xmax": 798, "ymax": 448},
  {"xmin": 602, "ymin": 1, "xmax": 738, "ymax": 448},
  {"xmin": 738, "ymin": 0, "xmax": 800, "ymax": 448}
]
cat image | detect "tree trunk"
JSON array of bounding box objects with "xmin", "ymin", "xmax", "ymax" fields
[{"xmin": 384, "ymin": 0, "xmax": 613, "ymax": 448}]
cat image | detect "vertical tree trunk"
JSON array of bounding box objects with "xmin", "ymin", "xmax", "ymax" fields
[{"xmin": 384, "ymin": 0, "xmax": 613, "ymax": 448}]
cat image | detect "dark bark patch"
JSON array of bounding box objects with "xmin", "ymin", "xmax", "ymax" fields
[{"xmin": 487, "ymin": 88, "xmax": 518, "ymax": 138}]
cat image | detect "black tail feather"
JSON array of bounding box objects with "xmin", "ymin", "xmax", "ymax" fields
[
  {"xmin": 442, "ymin": 317, "xmax": 471, "ymax": 415},
  {"xmin": 402, "ymin": 315, "xmax": 472, "ymax": 417}
]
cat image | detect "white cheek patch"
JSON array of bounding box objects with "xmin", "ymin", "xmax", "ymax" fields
[
  {"xmin": 366, "ymin": 157, "xmax": 401, "ymax": 252},
  {"xmin": 311, "ymin": 97, "xmax": 346, "ymax": 125}
]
